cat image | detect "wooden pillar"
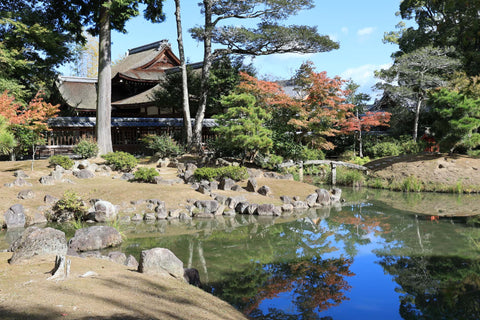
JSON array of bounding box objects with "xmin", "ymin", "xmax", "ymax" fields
[
  {"xmin": 330, "ymin": 162, "xmax": 337, "ymax": 185},
  {"xmin": 298, "ymin": 161, "xmax": 304, "ymax": 182}
]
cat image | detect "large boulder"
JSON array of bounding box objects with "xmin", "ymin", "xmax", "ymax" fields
[
  {"xmin": 219, "ymin": 177, "xmax": 235, "ymax": 191},
  {"xmin": 306, "ymin": 193, "xmax": 319, "ymax": 207},
  {"xmin": 4, "ymin": 177, "xmax": 32, "ymax": 188},
  {"xmin": 194, "ymin": 200, "xmax": 219, "ymax": 214},
  {"xmin": 257, "ymin": 185, "xmax": 273, "ymax": 197},
  {"xmin": 73, "ymin": 169, "xmax": 95, "ymax": 179},
  {"xmin": 68, "ymin": 226, "xmax": 122, "ymax": 252},
  {"xmin": 92, "ymin": 200, "xmax": 117, "ymax": 222},
  {"xmin": 316, "ymin": 188, "xmax": 331, "ymax": 206},
  {"xmin": 257, "ymin": 203, "xmax": 275, "ymax": 216},
  {"xmin": 245, "ymin": 178, "xmax": 257, "ymax": 192},
  {"xmin": 138, "ymin": 248, "xmax": 184, "ymax": 280},
  {"xmin": 4, "ymin": 204, "xmax": 26, "ymax": 229},
  {"xmin": 8, "ymin": 227, "xmax": 67, "ymax": 264},
  {"xmin": 17, "ymin": 189, "xmax": 35, "ymax": 200},
  {"xmin": 330, "ymin": 187, "xmax": 342, "ymax": 203}
]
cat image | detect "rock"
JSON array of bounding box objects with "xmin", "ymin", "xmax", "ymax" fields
[
  {"xmin": 50, "ymin": 170, "xmax": 63, "ymax": 181},
  {"xmin": 245, "ymin": 178, "xmax": 257, "ymax": 192},
  {"xmin": 156, "ymin": 208, "xmax": 168, "ymax": 220},
  {"xmin": 17, "ymin": 189, "xmax": 34, "ymax": 200},
  {"xmin": 39, "ymin": 176, "xmax": 55, "ymax": 185},
  {"xmin": 280, "ymin": 195, "xmax": 292, "ymax": 204},
  {"xmin": 279, "ymin": 173, "xmax": 294, "ymax": 180},
  {"xmin": 4, "ymin": 204, "xmax": 26, "ymax": 229},
  {"xmin": 125, "ymin": 255, "xmax": 139, "ymax": 269},
  {"xmin": 184, "ymin": 268, "xmax": 201, "ymax": 287},
  {"xmin": 281, "ymin": 203, "xmax": 294, "ymax": 212},
  {"xmin": 68, "ymin": 226, "xmax": 122, "ymax": 252},
  {"xmin": 8, "ymin": 227, "xmax": 67, "ymax": 264},
  {"xmin": 183, "ymin": 170, "xmax": 195, "ymax": 183},
  {"xmin": 156, "ymin": 158, "xmax": 170, "ymax": 168},
  {"xmin": 44, "ymin": 195, "xmax": 59, "ymax": 205},
  {"xmin": 293, "ymin": 196, "xmax": 301, "ymax": 201},
  {"xmin": 257, "ymin": 203, "xmax": 275, "ymax": 216},
  {"xmin": 330, "ymin": 187, "xmax": 342, "ymax": 203},
  {"xmin": 195, "ymin": 200, "xmax": 219, "ymax": 214},
  {"xmin": 32, "ymin": 211, "xmax": 48, "ymax": 225},
  {"xmin": 214, "ymin": 194, "xmax": 227, "ymax": 205},
  {"xmin": 214, "ymin": 204, "xmax": 226, "ymax": 216},
  {"xmin": 263, "ymin": 172, "xmax": 279, "ymax": 179},
  {"xmin": 209, "ymin": 181, "xmax": 218, "ymax": 191},
  {"xmin": 247, "ymin": 168, "xmax": 263, "ymax": 178},
  {"xmin": 108, "ymin": 251, "xmax": 127, "ymax": 265},
  {"xmin": 76, "ymin": 160, "xmax": 90, "ymax": 170},
  {"xmin": 235, "ymin": 202, "xmax": 250, "ymax": 214},
  {"xmin": 197, "ymin": 184, "xmax": 210, "ymax": 195},
  {"xmin": 219, "ymin": 177, "xmax": 235, "ymax": 190},
  {"xmin": 292, "ymin": 201, "xmax": 308, "ymax": 210},
  {"xmin": 257, "ymin": 185, "xmax": 273, "ymax": 197},
  {"xmin": 231, "ymin": 185, "xmax": 243, "ymax": 192},
  {"xmin": 5, "ymin": 177, "xmax": 32, "ymax": 187},
  {"xmin": 93, "ymin": 200, "xmax": 117, "ymax": 221},
  {"xmin": 131, "ymin": 213, "xmax": 143, "ymax": 221},
  {"xmin": 144, "ymin": 213, "xmax": 156, "ymax": 220},
  {"xmin": 273, "ymin": 206, "xmax": 282, "ymax": 216},
  {"xmin": 169, "ymin": 209, "xmax": 182, "ymax": 219},
  {"xmin": 316, "ymin": 189, "xmax": 331, "ymax": 206},
  {"xmin": 138, "ymin": 248, "xmax": 185, "ymax": 280},
  {"xmin": 223, "ymin": 210, "xmax": 236, "ymax": 216},
  {"xmin": 247, "ymin": 204, "xmax": 258, "ymax": 215},
  {"xmin": 14, "ymin": 170, "xmax": 29, "ymax": 178},
  {"xmin": 119, "ymin": 172, "xmax": 135, "ymax": 180},
  {"xmin": 179, "ymin": 212, "xmax": 192, "ymax": 220},
  {"xmin": 306, "ymin": 193, "xmax": 319, "ymax": 207},
  {"xmin": 73, "ymin": 169, "xmax": 95, "ymax": 179},
  {"xmin": 186, "ymin": 163, "xmax": 198, "ymax": 172}
]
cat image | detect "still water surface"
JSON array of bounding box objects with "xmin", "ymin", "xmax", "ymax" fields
[{"xmin": 2, "ymin": 188, "xmax": 480, "ymax": 319}]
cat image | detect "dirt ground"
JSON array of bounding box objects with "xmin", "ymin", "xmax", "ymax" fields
[
  {"xmin": 0, "ymin": 157, "xmax": 320, "ymax": 320},
  {"xmin": 0, "ymin": 252, "xmax": 246, "ymax": 320},
  {"xmin": 366, "ymin": 153, "xmax": 480, "ymax": 187}
]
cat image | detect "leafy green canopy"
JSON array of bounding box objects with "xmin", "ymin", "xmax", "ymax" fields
[
  {"xmin": 431, "ymin": 88, "xmax": 480, "ymax": 153},
  {"xmin": 191, "ymin": 0, "xmax": 338, "ymax": 58},
  {"xmin": 213, "ymin": 92, "xmax": 273, "ymax": 161},
  {"xmin": 389, "ymin": 0, "xmax": 480, "ymax": 75}
]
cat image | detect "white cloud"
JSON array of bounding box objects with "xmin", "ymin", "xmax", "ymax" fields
[
  {"xmin": 357, "ymin": 27, "xmax": 375, "ymax": 36},
  {"xmin": 341, "ymin": 63, "xmax": 391, "ymax": 99}
]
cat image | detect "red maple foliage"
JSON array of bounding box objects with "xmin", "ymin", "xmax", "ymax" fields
[
  {"xmin": 0, "ymin": 90, "xmax": 59, "ymax": 130},
  {"xmin": 342, "ymin": 111, "xmax": 391, "ymax": 134}
]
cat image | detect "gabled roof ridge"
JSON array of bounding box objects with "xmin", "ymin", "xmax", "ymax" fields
[{"xmin": 128, "ymin": 40, "xmax": 170, "ymax": 55}]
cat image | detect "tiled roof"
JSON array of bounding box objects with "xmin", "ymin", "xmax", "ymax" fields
[
  {"xmin": 56, "ymin": 76, "xmax": 97, "ymax": 110},
  {"xmin": 48, "ymin": 117, "xmax": 217, "ymax": 128}
]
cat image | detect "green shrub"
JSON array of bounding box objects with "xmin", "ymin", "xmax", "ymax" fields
[
  {"xmin": 338, "ymin": 150, "xmax": 356, "ymax": 161},
  {"xmin": 53, "ymin": 190, "xmax": 87, "ymax": 221},
  {"xmin": 194, "ymin": 166, "xmax": 249, "ymax": 181},
  {"xmin": 400, "ymin": 139, "xmax": 425, "ymax": 154},
  {"xmin": 73, "ymin": 138, "xmax": 99, "ymax": 159},
  {"xmin": 333, "ymin": 167, "xmax": 366, "ymax": 187},
  {"xmin": 255, "ymin": 154, "xmax": 284, "ymax": 170},
  {"xmin": 133, "ymin": 167, "xmax": 159, "ymax": 183},
  {"xmin": 49, "ymin": 155, "xmax": 74, "ymax": 170},
  {"xmin": 299, "ymin": 147, "xmax": 325, "ymax": 161},
  {"xmin": 369, "ymin": 142, "xmax": 402, "ymax": 158},
  {"xmin": 401, "ymin": 175, "xmax": 423, "ymax": 192},
  {"xmin": 140, "ymin": 134, "xmax": 183, "ymax": 158},
  {"xmin": 102, "ymin": 151, "xmax": 138, "ymax": 172}
]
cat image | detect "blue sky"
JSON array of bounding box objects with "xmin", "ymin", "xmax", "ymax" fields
[{"xmin": 109, "ymin": 1, "xmax": 403, "ymax": 101}]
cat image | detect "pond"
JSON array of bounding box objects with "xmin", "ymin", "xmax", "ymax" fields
[{"xmin": 2, "ymin": 188, "xmax": 480, "ymax": 319}]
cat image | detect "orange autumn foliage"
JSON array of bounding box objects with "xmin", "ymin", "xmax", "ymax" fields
[
  {"xmin": 342, "ymin": 111, "xmax": 391, "ymax": 134},
  {"xmin": 237, "ymin": 70, "xmax": 355, "ymax": 151},
  {"xmin": 0, "ymin": 90, "xmax": 59, "ymax": 131}
]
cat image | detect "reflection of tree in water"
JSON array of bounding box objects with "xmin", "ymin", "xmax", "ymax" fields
[
  {"xmin": 326, "ymin": 204, "xmax": 392, "ymax": 257},
  {"xmin": 208, "ymin": 256, "xmax": 354, "ymax": 319},
  {"xmin": 377, "ymin": 255, "xmax": 480, "ymax": 319}
]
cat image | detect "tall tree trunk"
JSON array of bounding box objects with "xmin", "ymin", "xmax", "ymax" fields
[
  {"xmin": 193, "ymin": 0, "xmax": 213, "ymax": 151},
  {"xmin": 413, "ymin": 96, "xmax": 422, "ymax": 142},
  {"xmin": 174, "ymin": 0, "xmax": 192, "ymax": 146},
  {"xmin": 96, "ymin": 1, "xmax": 113, "ymax": 155},
  {"xmin": 357, "ymin": 109, "xmax": 363, "ymax": 158}
]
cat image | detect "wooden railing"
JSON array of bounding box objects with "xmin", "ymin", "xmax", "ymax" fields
[{"xmin": 278, "ymin": 160, "xmax": 369, "ymax": 185}]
